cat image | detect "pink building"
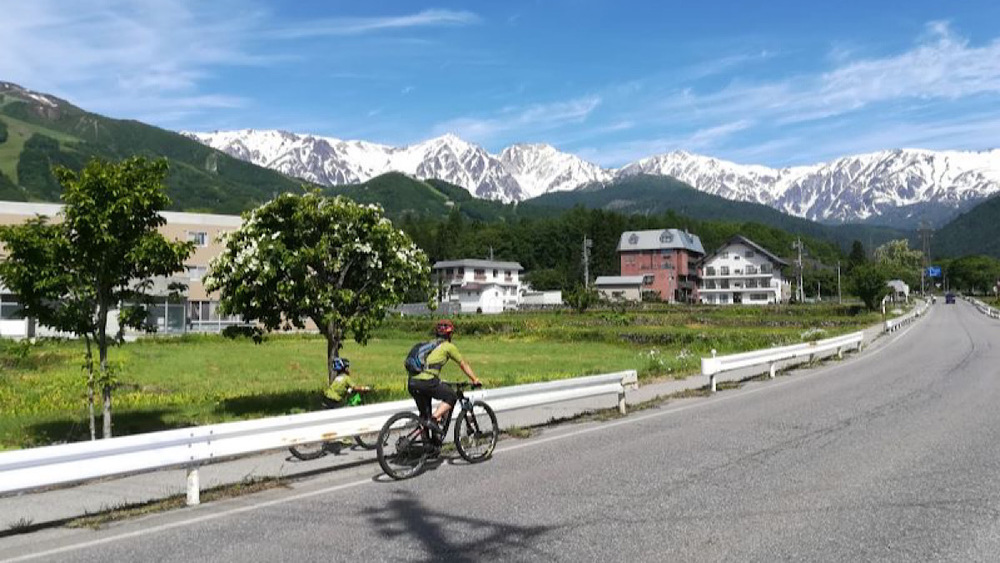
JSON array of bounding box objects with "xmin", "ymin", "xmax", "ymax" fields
[{"xmin": 615, "ymin": 229, "xmax": 705, "ymax": 303}]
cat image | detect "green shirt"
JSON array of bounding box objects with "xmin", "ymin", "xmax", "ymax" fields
[
  {"xmin": 324, "ymin": 374, "xmax": 357, "ymax": 402},
  {"xmin": 413, "ymin": 341, "xmax": 464, "ymax": 380}
]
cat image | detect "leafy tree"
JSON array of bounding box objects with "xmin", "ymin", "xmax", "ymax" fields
[
  {"xmin": 848, "ymin": 240, "xmax": 867, "ymax": 271},
  {"xmin": 872, "ymin": 239, "xmax": 923, "ymax": 288},
  {"xmin": 565, "ymin": 285, "xmax": 599, "ymax": 313},
  {"xmin": 850, "ymin": 264, "xmax": 890, "ymax": 311},
  {"xmin": 206, "ymin": 191, "xmax": 430, "ymax": 383},
  {"xmin": 946, "ymin": 255, "xmax": 1000, "ymax": 295},
  {"xmin": 0, "ymin": 157, "xmax": 192, "ymax": 438}
]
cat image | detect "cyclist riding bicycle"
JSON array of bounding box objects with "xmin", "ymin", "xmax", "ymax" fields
[
  {"xmin": 408, "ymin": 320, "xmax": 481, "ymax": 440},
  {"xmin": 324, "ymin": 357, "xmax": 370, "ymax": 409}
]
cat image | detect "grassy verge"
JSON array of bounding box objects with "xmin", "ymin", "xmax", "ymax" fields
[{"xmin": 0, "ymin": 303, "xmax": 883, "ymax": 449}]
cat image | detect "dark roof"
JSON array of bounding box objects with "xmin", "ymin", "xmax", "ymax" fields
[{"xmin": 701, "ymin": 235, "xmax": 789, "ymax": 266}]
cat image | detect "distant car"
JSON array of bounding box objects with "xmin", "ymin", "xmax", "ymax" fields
[{"xmin": 945, "ymin": 293, "xmax": 956, "ymax": 304}]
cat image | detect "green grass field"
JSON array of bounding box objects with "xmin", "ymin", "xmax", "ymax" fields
[{"xmin": 0, "ymin": 303, "xmax": 886, "ymax": 449}]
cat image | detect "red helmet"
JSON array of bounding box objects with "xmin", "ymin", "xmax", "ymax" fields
[{"xmin": 435, "ymin": 319, "xmax": 455, "ymax": 338}]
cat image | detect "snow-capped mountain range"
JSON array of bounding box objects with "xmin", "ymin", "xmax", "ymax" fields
[{"xmin": 185, "ymin": 129, "xmax": 1000, "ymax": 226}]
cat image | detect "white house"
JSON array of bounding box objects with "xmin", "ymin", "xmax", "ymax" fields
[
  {"xmin": 594, "ymin": 276, "xmax": 644, "ymax": 302},
  {"xmin": 887, "ymin": 279, "xmax": 910, "ymax": 303},
  {"xmin": 432, "ymin": 259, "xmax": 523, "ymax": 314},
  {"xmin": 700, "ymin": 236, "xmax": 790, "ymax": 305}
]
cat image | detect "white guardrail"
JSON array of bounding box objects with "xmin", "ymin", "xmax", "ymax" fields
[
  {"xmin": 701, "ymin": 331, "xmax": 864, "ymax": 393},
  {"xmin": 0, "ymin": 370, "xmax": 637, "ymax": 504},
  {"xmin": 884, "ymin": 300, "xmax": 930, "ymax": 332},
  {"xmin": 966, "ymin": 296, "xmax": 1000, "ymax": 319}
]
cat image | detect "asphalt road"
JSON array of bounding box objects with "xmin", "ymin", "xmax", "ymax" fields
[{"xmin": 4, "ymin": 300, "xmax": 1000, "ymax": 562}]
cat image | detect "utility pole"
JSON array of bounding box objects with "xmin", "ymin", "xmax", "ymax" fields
[
  {"xmin": 918, "ymin": 220, "xmax": 933, "ymax": 295},
  {"xmin": 837, "ymin": 261, "xmax": 842, "ymax": 305},
  {"xmin": 792, "ymin": 237, "xmax": 804, "ymax": 302},
  {"xmin": 582, "ymin": 237, "xmax": 593, "ymax": 289},
  {"xmin": 489, "ymin": 245, "xmax": 494, "ymax": 261}
]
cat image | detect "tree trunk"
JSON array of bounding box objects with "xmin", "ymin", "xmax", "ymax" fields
[
  {"xmin": 325, "ymin": 321, "xmax": 342, "ymax": 385},
  {"xmin": 98, "ymin": 301, "xmax": 112, "ymax": 439},
  {"xmin": 84, "ymin": 335, "xmax": 96, "ymax": 441}
]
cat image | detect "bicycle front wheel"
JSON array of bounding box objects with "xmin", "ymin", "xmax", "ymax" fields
[
  {"xmin": 454, "ymin": 401, "xmax": 498, "ymax": 463},
  {"xmin": 377, "ymin": 412, "xmax": 431, "ymax": 480},
  {"xmin": 354, "ymin": 431, "xmax": 379, "ymax": 450}
]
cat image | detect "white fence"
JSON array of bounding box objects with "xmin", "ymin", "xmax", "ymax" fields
[
  {"xmin": 0, "ymin": 371, "xmax": 637, "ymax": 504},
  {"xmin": 701, "ymin": 332, "xmax": 865, "ymax": 392}
]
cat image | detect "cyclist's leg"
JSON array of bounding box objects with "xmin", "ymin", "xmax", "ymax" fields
[{"xmin": 427, "ymin": 379, "xmax": 459, "ymax": 431}]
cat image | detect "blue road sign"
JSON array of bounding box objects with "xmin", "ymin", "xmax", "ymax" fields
[{"xmin": 926, "ymin": 266, "xmax": 942, "ymax": 277}]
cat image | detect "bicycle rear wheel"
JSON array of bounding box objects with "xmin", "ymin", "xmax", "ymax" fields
[
  {"xmin": 288, "ymin": 442, "xmax": 327, "ymax": 461},
  {"xmin": 377, "ymin": 412, "xmax": 432, "ymax": 480},
  {"xmin": 454, "ymin": 401, "xmax": 498, "ymax": 463}
]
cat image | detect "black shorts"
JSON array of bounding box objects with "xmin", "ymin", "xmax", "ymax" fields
[{"xmin": 407, "ymin": 377, "xmax": 458, "ymax": 419}]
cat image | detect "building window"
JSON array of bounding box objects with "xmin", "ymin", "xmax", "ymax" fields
[
  {"xmin": 612, "ymin": 291, "xmax": 624, "ymax": 298},
  {"xmin": 721, "ymin": 252, "xmax": 729, "ymax": 258},
  {"xmin": 0, "ymin": 294, "xmax": 22, "ymax": 320},
  {"xmin": 474, "ymin": 269, "xmax": 486, "ymax": 280},
  {"xmin": 746, "ymin": 265, "xmax": 758, "ymax": 275},
  {"xmin": 720, "ymin": 266, "xmax": 730, "ymax": 276},
  {"xmin": 493, "ymin": 269, "xmax": 498, "ymax": 278},
  {"xmin": 734, "ymin": 255, "xmax": 741, "ymax": 261},
  {"xmin": 642, "ymin": 275, "xmax": 654, "ymax": 285},
  {"xmin": 745, "ymin": 250, "xmax": 755, "ymax": 258},
  {"xmin": 446, "ymin": 268, "xmax": 453, "ymax": 276},
  {"xmin": 186, "ymin": 265, "xmax": 208, "ymax": 281},
  {"xmin": 187, "ymin": 231, "xmax": 208, "ymax": 247},
  {"xmin": 751, "ymin": 293, "xmax": 769, "ymax": 301},
  {"xmin": 745, "ymin": 279, "xmax": 758, "ymax": 288},
  {"xmin": 706, "ymin": 267, "xmax": 716, "ymax": 276},
  {"xmin": 760, "ymin": 264, "xmax": 772, "ymax": 274},
  {"xmin": 720, "ymin": 280, "xmax": 730, "ymax": 289}
]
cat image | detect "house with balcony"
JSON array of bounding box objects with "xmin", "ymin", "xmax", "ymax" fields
[
  {"xmin": 432, "ymin": 259, "xmax": 523, "ymax": 313},
  {"xmin": 699, "ymin": 236, "xmax": 790, "ymax": 305},
  {"xmin": 616, "ymin": 229, "xmax": 705, "ymax": 303}
]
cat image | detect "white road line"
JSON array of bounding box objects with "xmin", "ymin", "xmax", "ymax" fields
[{"xmin": 1, "ymin": 318, "xmax": 925, "ymax": 562}]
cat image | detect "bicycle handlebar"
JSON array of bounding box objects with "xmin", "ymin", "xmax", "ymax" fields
[{"xmin": 445, "ymin": 381, "xmax": 483, "ymax": 390}]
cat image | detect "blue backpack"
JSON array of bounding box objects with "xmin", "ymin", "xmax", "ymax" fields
[{"xmin": 404, "ymin": 339, "xmax": 444, "ymax": 376}]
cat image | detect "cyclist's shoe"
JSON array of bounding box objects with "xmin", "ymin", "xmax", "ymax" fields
[
  {"xmin": 425, "ymin": 418, "xmax": 444, "ymax": 438},
  {"xmin": 428, "ymin": 444, "xmax": 442, "ymax": 459}
]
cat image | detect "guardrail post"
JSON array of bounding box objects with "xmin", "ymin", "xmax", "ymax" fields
[
  {"xmin": 709, "ymin": 350, "xmax": 717, "ymax": 393},
  {"xmin": 186, "ymin": 465, "xmax": 200, "ymax": 506},
  {"xmin": 837, "ymin": 346, "xmax": 843, "ymax": 360},
  {"xmin": 768, "ymin": 362, "xmax": 776, "ymax": 379},
  {"xmin": 618, "ymin": 389, "xmax": 627, "ymax": 415}
]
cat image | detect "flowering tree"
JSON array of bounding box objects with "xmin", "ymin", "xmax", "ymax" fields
[{"xmin": 205, "ymin": 192, "xmax": 430, "ymax": 383}]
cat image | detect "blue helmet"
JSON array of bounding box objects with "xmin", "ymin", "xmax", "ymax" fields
[{"xmin": 333, "ymin": 357, "xmax": 350, "ymax": 373}]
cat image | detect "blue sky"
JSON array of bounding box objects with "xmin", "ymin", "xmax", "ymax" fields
[{"xmin": 4, "ymin": 0, "xmax": 1000, "ymax": 167}]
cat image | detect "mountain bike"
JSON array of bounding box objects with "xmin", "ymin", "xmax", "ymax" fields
[
  {"xmin": 288, "ymin": 389, "xmax": 379, "ymax": 461},
  {"xmin": 376, "ymin": 381, "xmax": 498, "ymax": 480}
]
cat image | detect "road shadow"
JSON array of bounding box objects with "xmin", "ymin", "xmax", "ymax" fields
[{"xmin": 362, "ymin": 489, "xmax": 556, "ymax": 561}]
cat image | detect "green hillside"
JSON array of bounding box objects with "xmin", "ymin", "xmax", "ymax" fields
[
  {"xmin": 0, "ymin": 84, "xmax": 302, "ymax": 213},
  {"xmin": 933, "ymin": 193, "xmax": 1000, "ymax": 258},
  {"xmin": 522, "ymin": 174, "xmax": 909, "ymax": 252},
  {"xmin": 324, "ymin": 173, "xmax": 516, "ymax": 221}
]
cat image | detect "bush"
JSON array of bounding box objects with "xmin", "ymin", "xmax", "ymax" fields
[{"xmin": 221, "ymin": 325, "xmax": 265, "ymax": 343}]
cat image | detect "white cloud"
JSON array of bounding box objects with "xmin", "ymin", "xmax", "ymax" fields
[
  {"xmin": 271, "ymin": 9, "xmax": 480, "ymax": 39},
  {"xmin": 432, "ymin": 96, "xmax": 602, "ymax": 142},
  {"xmin": 0, "ymin": 0, "xmax": 264, "ymax": 124},
  {"xmin": 657, "ymin": 22, "xmax": 1000, "ymax": 127}
]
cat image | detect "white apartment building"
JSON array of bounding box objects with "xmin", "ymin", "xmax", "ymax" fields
[
  {"xmin": 432, "ymin": 259, "xmax": 523, "ymax": 314},
  {"xmin": 700, "ymin": 236, "xmax": 790, "ymax": 305}
]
